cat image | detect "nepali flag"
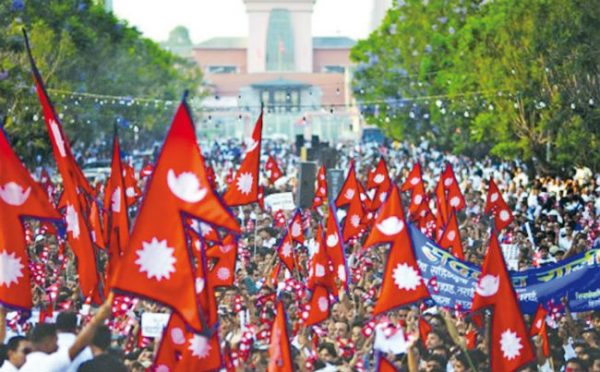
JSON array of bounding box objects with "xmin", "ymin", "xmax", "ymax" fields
[
  {"xmin": 25, "ymin": 30, "xmax": 102, "ymax": 303},
  {"xmin": 111, "ymin": 96, "xmax": 240, "ymax": 332},
  {"xmin": 223, "ymin": 112, "xmax": 263, "ymax": 206},
  {"xmin": 312, "ymin": 165, "xmax": 328, "ymax": 210},
  {"xmin": 484, "ymin": 179, "xmax": 514, "ymax": 231},
  {"xmin": 363, "ymin": 184, "xmax": 430, "ymax": 315},
  {"xmin": 0, "ymin": 121, "xmax": 61, "ymax": 310},
  {"xmin": 265, "ymin": 155, "xmax": 283, "ymax": 184},
  {"xmin": 471, "ymin": 232, "xmax": 535, "ymax": 371}
]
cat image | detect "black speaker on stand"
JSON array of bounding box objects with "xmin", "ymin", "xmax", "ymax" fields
[{"xmin": 296, "ymin": 161, "xmax": 317, "ymax": 208}]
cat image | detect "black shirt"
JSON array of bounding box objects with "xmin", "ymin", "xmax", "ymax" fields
[{"xmin": 77, "ymin": 354, "xmax": 127, "ymax": 372}]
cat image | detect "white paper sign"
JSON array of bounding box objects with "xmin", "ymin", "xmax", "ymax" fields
[
  {"xmin": 264, "ymin": 192, "xmax": 296, "ymax": 211},
  {"xmin": 141, "ymin": 312, "xmax": 170, "ymax": 338}
]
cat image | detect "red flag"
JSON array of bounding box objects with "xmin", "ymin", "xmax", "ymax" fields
[
  {"xmin": 25, "ymin": 31, "xmax": 101, "ymax": 302},
  {"xmin": 529, "ymin": 305, "xmax": 550, "ymax": 357},
  {"xmin": 342, "ymin": 196, "xmax": 365, "ymax": 242},
  {"xmin": 325, "ymin": 204, "xmax": 348, "ymax": 290},
  {"xmin": 307, "ymin": 225, "xmax": 337, "ymax": 296},
  {"xmin": 265, "ymin": 155, "xmax": 283, "ymax": 184},
  {"xmin": 103, "ymin": 133, "xmax": 129, "ymax": 274},
  {"xmin": 122, "ymin": 162, "xmax": 141, "ymax": 206},
  {"xmin": 484, "ymin": 179, "xmax": 514, "ymax": 231},
  {"xmin": 471, "ymin": 233, "xmax": 535, "ymax": 371},
  {"xmin": 529, "ymin": 305, "xmax": 547, "ymax": 336},
  {"xmin": 111, "ymin": 98, "xmax": 240, "ymax": 332},
  {"xmin": 0, "ymin": 126, "xmax": 61, "ymax": 310},
  {"xmin": 408, "ymin": 182, "xmax": 427, "ymax": 217},
  {"xmin": 154, "ymin": 313, "xmax": 222, "ymax": 371},
  {"xmin": 257, "ymin": 186, "xmax": 265, "ymax": 210},
  {"xmin": 367, "ymin": 158, "xmax": 392, "ymax": 211},
  {"xmin": 363, "ymin": 185, "xmax": 430, "ymax": 315},
  {"xmin": 335, "ymin": 161, "xmax": 359, "ymax": 207},
  {"xmin": 288, "ymin": 210, "xmax": 304, "ymax": 244},
  {"xmin": 277, "ymin": 232, "xmax": 295, "ymax": 272},
  {"xmin": 223, "ymin": 113, "xmax": 263, "ymax": 206},
  {"xmin": 206, "ymin": 235, "xmax": 238, "ymax": 288},
  {"xmin": 376, "ymin": 354, "xmax": 398, "ymax": 372},
  {"xmin": 305, "ymin": 285, "xmax": 331, "ymax": 326},
  {"xmin": 312, "ymin": 165, "xmax": 328, "ymax": 209},
  {"xmin": 268, "ymin": 302, "xmax": 294, "ymax": 372},
  {"xmin": 434, "ymin": 174, "xmax": 449, "ymax": 226},
  {"xmin": 89, "ymin": 200, "xmax": 106, "ymax": 249},
  {"xmin": 437, "ymin": 211, "xmax": 464, "ymax": 260},
  {"xmin": 400, "ymin": 163, "xmax": 423, "ymax": 192},
  {"xmin": 442, "ymin": 164, "xmax": 465, "ymax": 212},
  {"xmin": 206, "ymin": 164, "xmax": 217, "ymax": 190},
  {"xmin": 418, "ymin": 317, "xmax": 432, "ymax": 347}
]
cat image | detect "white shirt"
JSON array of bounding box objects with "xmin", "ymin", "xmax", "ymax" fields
[
  {"xmin": 57, "ymin": 332, "xmax": 93, "ymax": 372},
  {"xmin": 0, "ymin": 361, "xmax": 19, "ymax": 372},
  {"xmin": 19, "ymin": 349, "xmax": 70, "ymax": 372}
]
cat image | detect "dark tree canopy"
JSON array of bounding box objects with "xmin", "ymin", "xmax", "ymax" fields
[
  {"xmin": 0, "ymin": 0, "xmax": 203, "ymax": 165},
  {"xmin": 352, "ymin": 0, "xmax": 600, "ymax": 174}
]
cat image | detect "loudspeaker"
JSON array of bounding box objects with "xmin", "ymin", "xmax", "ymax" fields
[
  {"xmin": 296, "ymin": 162, "xmax": 317, "ymax": 209},
  {"xmin": 326, "ymin": 169, "xmax": 345, "ymax": 203},
  {"xmin": 295, "ymin": 135, "xmax": 304, "ymax": 155},
  {"xmin": 311, "ymin": 135, "xmax": 320, "ymax": 150},
  {"xmin": 320, "ymin": 147, "xmax": 338, "ymax": 170}
]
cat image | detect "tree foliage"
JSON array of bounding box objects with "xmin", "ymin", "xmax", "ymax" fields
[
  {"xmin": 351, "ymin": 0, "xmax": 600, "ymax": 174},
  {"xmin": 0, "ymin": 0, "xmax": 203, "ymax": 164}
]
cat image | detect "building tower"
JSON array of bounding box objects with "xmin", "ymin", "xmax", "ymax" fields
[{"xmin": 243, "ymin": 0, "xmax": 316, "ymax": 73}]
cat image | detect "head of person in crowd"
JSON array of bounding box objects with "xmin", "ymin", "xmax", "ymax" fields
[
  {"xmin": 564, "ymin": 357, "xmax": 588, "ymax": 372},
  {"xmin": 30, "ymin": 323, "xmax": 59, "ymax": 354},
  {"xmin": 0, "ymin": 336, "xmax": 30, "ymax": 369},
  {"xmin": 56, "ymin": 312, "xmax": 78, "ymax": 334}
]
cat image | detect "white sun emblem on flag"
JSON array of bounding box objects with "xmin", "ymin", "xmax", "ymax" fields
[
  {"xmin": 374, "ymin": 174, "xmax": 385, "ymax": 184},
  {"xmin": 217, "ymin": 267, "xmax": 231, "ymax": 280},
  {"xmin": 318, "ymin": 296, "xmax": 328, "ymax": 312},
  {"xmin": 291, "ymin": 221, "xmax": 302, "ymax": 237},
  {"xmin": 500, "ymin": 329, "xmax": 523, "ymax": 360},
  {"xmin": 499, "ymin": 210, "xmax": 511, "ymax": 221},
  {"xmin": 237, "ymin": 172, "xmax": 253, "ymax": 195},
  {"xmin": 188, "ymin": 334, "xmax": 211, "ymax": 359},
  {"xmin": 350, "ymin": 214, "xmax": 361, "ymax": 228},
  {"xmin": 392, "ymin": 263, "xmax": 421, "ymax": 291},
  {"xmin": 65, "ymin": 204, "xmax": 80, "ymax": 239},
  {"xmin": 281, "ymin": 242, "xmax": 292, "ymax": 258},
  {"xmin": 338, "ymin": 265, "xmax": 347, "ymax": 281},
  {"xmin": 135, "ymin": 238, "xmax": 176, "ymax": 281},
  {"xmin": 0, "ymin": 251, "xmax": 24, "ymax": 287},
  {"xmin": 111, "ymin": 187, "xmax": 121, "ymax": 212}
]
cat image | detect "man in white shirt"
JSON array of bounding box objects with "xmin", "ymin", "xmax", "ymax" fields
[
  {"xmin": 55, "ymin": 312, "xmax": 93, "ymax": 372},
  {"xmin": 0, "ymin": 336, "xmax": 30, "ymax": 372},
  {"xmin": 19, "ymin": 300, "xmax": 111, "ymax": 372}
]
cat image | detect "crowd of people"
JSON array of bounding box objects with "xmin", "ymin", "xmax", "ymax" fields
[{"xmin": 2, "ymin": 137, "xmax": 600, "ymax": 372}]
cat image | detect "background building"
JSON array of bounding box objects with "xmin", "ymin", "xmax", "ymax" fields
[{"xmin": 192, "ymin": 0, "xmax": 361, "ymax": 142}]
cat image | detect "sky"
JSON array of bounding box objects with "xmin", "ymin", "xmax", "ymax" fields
[{"xmin": 112, "ymin": 0, "xmax": 376, "ymax": 43}]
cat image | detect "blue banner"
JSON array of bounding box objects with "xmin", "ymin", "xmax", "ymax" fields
[{"xmin": 409, "ymin": 225, "xmax": 600, "ymax": 314}]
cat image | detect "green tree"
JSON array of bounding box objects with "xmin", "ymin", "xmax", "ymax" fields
[
  {"xmin": 352, "ymin": 0, "xmax": 600, "ymax": 174},
  {"xmin": 0, "ymin": 0, "xmax": 203, "ymax": 165}
]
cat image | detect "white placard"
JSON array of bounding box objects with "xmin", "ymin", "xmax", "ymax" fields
[
  {"xmin": 264, "ymin": 192, "xmax": 296, "ymax": 211},
  {"xmin": 141, "ymin": 312, "xmax": 170, "ymax": 338}
]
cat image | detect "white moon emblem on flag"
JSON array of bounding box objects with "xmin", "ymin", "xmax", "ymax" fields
[
  {"xmin": 0, "ymin": 182, "xmax": 31, "ymax": 206},
  {"xmin": 476, "ymin": 274, "xmax": 499, "ymax": 297},
  {"xmin": 376, "ymin": 216, "xmax": 404, "ymax": 236},
  {"xmin": 167, "ymin": 170, "xmax": 207, "ymax": 203}
]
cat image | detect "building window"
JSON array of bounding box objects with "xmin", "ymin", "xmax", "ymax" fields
[
  {"xmin": 260, "ymin": 88, "xmax": 301, "ymax": 112},
  {"xmin": 207, "ymin": 65, "xmax": 238, "ymax": 74},
  {"xmin": 266, "ymin": 9, "xmax": 295, "ymax": 71},
  {"xmin": 322, "ymin": 65, "xmax": 345, "ymax": 74}
]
